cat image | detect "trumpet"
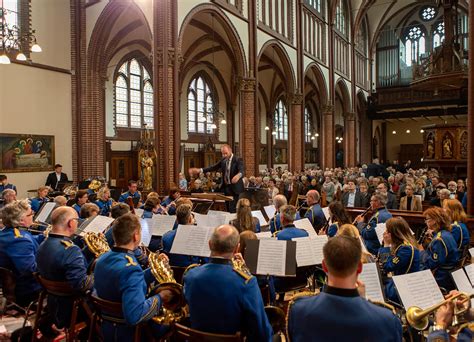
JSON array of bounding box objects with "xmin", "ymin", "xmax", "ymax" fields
[
  {"xmin": 20, "ymin": 222, "xmax": 52, "ymax": 237},
  {"xmin": 406, "ymin": 292, "xmax": 474, "ymax": 330}
]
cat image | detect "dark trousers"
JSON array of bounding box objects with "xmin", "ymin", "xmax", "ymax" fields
[{"xmin": 223, "ymin": 184, "xmax": 240, "ymax": 213}]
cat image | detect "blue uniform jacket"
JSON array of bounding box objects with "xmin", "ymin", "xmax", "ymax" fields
[
  {"xmin": 160, "ymin": 197, "xmax": 176, "ymax": 215},
  {"xmin": 36, "ymin": 233, "xmax": 93, "ymax": 328},
  {"xmin": 269, "ymin": 214, "xmax": 282, "ymax": 234},
  {"xmin": 0, "ymin": 227, "xmax": 43, "ymax": 299},
  {"xmin": 183, "ymin": 258, "xmax": 273, "ymax": 341},
  {"xmin": 327, "ymin": 223, "xmax": 339, "ymax": 237},
  {"xmin": 95, "ymin": 199, "xmax": 113, "ymax": 216},
  {"xmin": 379, "ymin": 243, "xmax": 420, "ymax": 303},
  {"xmin": 162, "ymin": 229, "xmax": 202, "ymax": 267},
  {"xmin": 276, "ymin": 224, "xmax": 309, "ymax": 241},
  {"xmin": 94, "ymin": 247, "xmax": 164, "ymax": 341},
  {"xmin": 0, "ymin": 183, "xmax": 16, "ymax": 194},
  {"xmin": 72, "ymin": 203, "xmax": 81, "ymax": 217},
  {"xmin": 288, "ymin": 286, "xmax": 402, "ymax": 342},
  {"xmin": 30, "ymin": 197, "xmax": 48, "ymax": 214},
  {"xmin": 360, "ymin": 207, "xmax": 392, "ymax": 255},
  {"xmin": 118, "ymin": 191, "xmax": 141, "ymax": 203},
  {"xmin": 304, "ymin": 204, "xmax": 327, "ymax": 232},
  {"xmin": 104, "ymin": 225, "xmax": 148, "ymax": 268},
  {"xmin": 421, "ymin": 229, "xmax": 459, "ymax": 290},
  {"xmin": 450, "ymin": 221, "xmax": 470, "ymax": 251},
  {"xmin": 142, "ymin": 209, "xmax": 153, "ymax": 219}
]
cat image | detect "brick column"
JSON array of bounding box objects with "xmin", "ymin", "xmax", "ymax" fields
[
  {"xmin": 467, "ymin": 0, "xmax": 474, "ymax": 215},
  {"xmin": 344, "ymin": 112, "xmax": 356, "ymax": 167},
  {"xmin": 289, "ymin": 93, "xmax": 304, "ymax": 172},
  {"xmin": 239, "ymin": 78, "xmax": 258, "ymax": 177},
  {"xmin": 154, "ymin": 0, "xmax": 179, "ymax": 192},
  {"xmin": 322, "ymin": 105, "xmax": 335, "ymax": 168}
]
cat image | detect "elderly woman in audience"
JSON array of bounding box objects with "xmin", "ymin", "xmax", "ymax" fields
[
  {"xmin": 230, "ymin": 198, "xmax": 260, "ymax": 233},
  {"xmin": 321, "ymin": 175, "xmax": 335, "ymax": 204},
  {"xmin": 267, "ymin": 178, "xmax": 279, "ymax": 204}
]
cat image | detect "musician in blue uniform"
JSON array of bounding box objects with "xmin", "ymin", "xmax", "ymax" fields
[
  {"xmin": 183, "ymin": 224, "xmax": 273, "ymax": 341},
  {"xmin": 275, "ymin": 205, "xmax": 309, "ymax": 240},
  {"xmin": 269, "ymin": 195, "xmax": 287, "ymax": 234},
  {"xmin": 325, "ymin": 201, "xmax": 351, "ymax": 237},
  {"xmin": 36, "ymin": 206, "xmax": 93, "ymax": 328},
  {"xmin": 287, "ymin": 235, "xmax": 403, "ymax": 342},
  {"xmin": 118, "ymin": 180, "xmax": 142, "ymax": 205},
  {"xmin": 421, "ymin": 207, "xmax": 459, "ymax": 291},
  {"xmin": 142, "ymin": 197, "xmax": 160, "ymax": 218},
  {"xmin": 0, "ymin": 175, "xmax": 17, "ymax": 194},
  {"xmin": 303, "ymin": 190, "xmax": 327, "ymax": 233},
  {"xmin": 95, "ymin": 187, "xmax": 113, "ymax": 216},
  {"xmin": 30, "ymin": 186, "xmax": 50, "ymax": 214},
  {"xmin": 443, "ymin": 199, "xmax": 470, "ymax": 253},
  {"xmin": 0, "ymin": 200, "xmax": 44, "ymax": 306},
  {"xmin": 355, "ymin": 192, "xmax": 393, "ymax": 255},
  {"xmin": 378, "ymin": 217, "xmax": 420, "ymax": 303},
  {"xmin": 94, "ymin": 213, "xmax": 173, "ymax": 340},
  {"xmin": 162, "ymin": 204, "xmax": 202, "ymax": 267},
  {"xmin": 72, "ymin": 190, "xmax": 89, "ymax": 217},
  {"xmin": 160, "ymin": 186, "xmax": 180, "ymax": 215}
]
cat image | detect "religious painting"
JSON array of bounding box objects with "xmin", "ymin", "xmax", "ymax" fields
[
  {"xmin": 460, "ymin": 131, "xmax": 468, "ymax": 159},
  {"xmin": 0, "ymin": 134, "xmax": 55, "ymax": 172},
  {"xmin": 441, "ymin": 132, "xmax": 454, "ymax": 159}
]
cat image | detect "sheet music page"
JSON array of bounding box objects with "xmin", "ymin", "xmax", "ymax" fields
[
  {"xmin": 469, "ymin": 248, "xmax": 474, "ymax": 258},
  {"xmin": 139, "ymin": 218, "xmax": 153, "ymax": 246},
  {"xmin": 452, "ymin": 269, "xmax": 474, "ymax": 307},
  {"xmin": 35, "ymin": 202, "xmax": 56, "ymax": 223},
  {"xmin": 252, "ymin": 210, "xmax": 268, "ymax": 226},
  {"xmin": 149, "ymin": 215, "xmax": 176, "ymax": 236},
  {"xmin": 79, "ymin": 215, "xmax": 114, "ymax": 236},
  {"xmin": 206, "ymin": 211, "xmax": 229, "ymax": 226},
  {"xmin": 293, "ymin": 218, "xmax": 317, "ymax": 237},
  {"xmin": 192, "ymin": 212, "xmax": 218, "ymax": 228},
  {"xmin": 463, "ymin": 264, "xmax": 474, "ymax": 286},
  {"xmin": 375, "ymin": 223, "xmax": 386, "ymax": 244},
  {"xmin": 134, "ymin": 208, "xmax": 144, "ymax": 218},
  {"xmin": 359, "ymin": 263, "xmax": 384, "ymax": 302},
  {"xmin": 322, "ymin": 207, "xmax": 330, "ymax": 220},
  {"xmin": 392, "ymin": 270, "xmax": 444, "ymax": 310},
  {"xmin": 256, "ymin": 239, "xmax": 287, "ymax": 276},
  {"xmin": 170, "ymin": 225, "xmax": 213, "ymax": 257},
  {"xmin": 264, "ymin": 205, "xmax": 276, "ymax": 221},
  {"xmin": 256, "ymin": 231, "xmax": 273, "ymax": 239},
  {"xmin": 292, "ymin": 235, "xmax": 327, "ymax": 266}
]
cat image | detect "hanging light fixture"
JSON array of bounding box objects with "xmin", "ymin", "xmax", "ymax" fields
[{"xmin": 0, "ymin": 3, "xmax": 42, "ymax": 64}]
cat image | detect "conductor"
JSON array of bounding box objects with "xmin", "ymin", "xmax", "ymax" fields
[{"xmin": 189, "ymin": 144, "xmax": 244, "ymax": 213}]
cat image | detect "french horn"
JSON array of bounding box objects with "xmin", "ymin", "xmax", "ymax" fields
[{"xmin": 83, "ymin": 232, "xmax": 110, "ymax": 258}]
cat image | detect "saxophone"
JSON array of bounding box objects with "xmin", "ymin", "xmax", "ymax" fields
[
  {"xmin": 149, "ymin": 252, "xmax": 186, "ymax": 324},
  {"xmin": 83, "ymin": 232, "xmax": 110, "ymax": 258}
]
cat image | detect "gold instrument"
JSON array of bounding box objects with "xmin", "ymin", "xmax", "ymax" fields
[
  {"xmin": 406, "ymin": 292, "xmax": 473, "ymax": 330},
  {"xmin": 149, "ymin": 252, "xmax": 186, "ymax": 324},
  {"xmin": 83, "ymin": 232, "xmax": 110, "ymax": 258},
  {"xmin": 21, "ymin": 223, "xmax": 52, "ymax": 237}
]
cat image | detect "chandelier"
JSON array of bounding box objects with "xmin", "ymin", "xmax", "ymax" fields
[{"xmin": 0, "ymin": 3, "xmax": 42, "ymax": 64}]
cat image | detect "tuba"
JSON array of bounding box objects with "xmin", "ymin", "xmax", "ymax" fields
[
  {"xmin": 149, "ymin": 252, "xmax": 186, "ymax": 324},
  {"xmin": 83, "ymin": 232, "xmax": 110, "ymax": 258}
]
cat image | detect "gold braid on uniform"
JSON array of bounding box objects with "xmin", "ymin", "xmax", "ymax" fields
[
  {"xmin": 182, "ymin": 263, "xmax": 200, "ymax": 278},
  {"xmin": 285, "ymin": 291, "xmax": 318, "ymax": 342}
]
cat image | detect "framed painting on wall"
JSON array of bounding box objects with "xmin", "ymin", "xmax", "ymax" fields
[{"xmin": 0, "ymin": 134, "xmax": 55, "ymax": 172}]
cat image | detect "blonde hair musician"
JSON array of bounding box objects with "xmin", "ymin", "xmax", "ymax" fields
[{"xmin": 230, "ymin": 198, "xmax": 261, "ymax": 233}]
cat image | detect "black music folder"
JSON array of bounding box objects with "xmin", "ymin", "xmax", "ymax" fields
[
  {"xmin": 244, "ymin": 239, "xmax": 297, "ymax": 276},
  {"xmin": 192, "ymin": 201, "xmax": 213, "ymax": 215}
]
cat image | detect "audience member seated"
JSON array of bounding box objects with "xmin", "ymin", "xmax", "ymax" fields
[
  {"xmin": 399, "ymin": 184, "xmax": 422, "ymax": 211},
  {"xmin": 341, "ymin": 179, "xmax": 364, "ymax": 208},
  {"xmin": 230, "ymin": 198, "xmax": 261, "ymax": 233},
  {"xmin": 376, "ymin": 182, "xmax": 398, "ymax": 210}
]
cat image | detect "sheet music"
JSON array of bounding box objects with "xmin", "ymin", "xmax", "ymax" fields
[
  {"xmin": 375, "ymin": 223, "xmax": 386, "ymax": 244},
  {"xmin": 35, "ymin": 202, "xmax": 56, "ymax": 223},
  {"xmin": 322, "ymin": 206, "xmax": 330, "ymax": 220},
  {"xmin": 264, "ymin": 205, "xmax": 276, "ymax": 221},
  {"xmin": 392, "ymin": 270, "xmax": 444, "ymax": 310},
  {"xmin": 359, "ymin": 263, "xmax": 384, "ymax": 302},
  {"xmin": 464, "ymin": 264, "xmax": 474, "ymax": 286},
  {"xmin": 134, "ymin": 208, "xmax": 144, "ymax": 218},
  {"xmin": 193, "ymin": 212, "xmax": 219, "ymax": 228},
  {"xmin": 293, "ymin": 218, "xmax": 317, "ymax": 237},
  {"xmin": 451, "ymin": 269, "xmax": 474, "ymax": 307},
  {"xmin": 256, "ymin": 239, "xmax": 287, "ymax": 276},
  {"xmin": 207, "ymin": 211, "xmax": 230, "ymax": 226},
  {"xmin": 79, "ymin": 215, "xmax": 114, "ymax": 236},
  {"xmin": 139, "ymin": 218, "xmax": 153, "ymax": 246},
  {"xmin": 292, "ymin": 235, "xmax": 327, "ymax": 266},
  {"xmin": 170, "ymin": 225, "xmax": 213, "ymax": 257},
  {"xmin": 256, "ymin": 231, "xmax": 273, "ymax": 239},
  {"xmin": 148, "ymin": 215, "xmax": 176, "ymax": 236},
  {"xmin": 469, "ymin": 248, "xmax": 474, "ymax": 258},
  {"xmin": 252, "ymin": 210, "xmax": 268, "ymax": 226}
]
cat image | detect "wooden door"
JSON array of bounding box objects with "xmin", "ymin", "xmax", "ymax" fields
[{"xmin": 110, "ymin": 152, "xmax": 135, "ymax": 190}]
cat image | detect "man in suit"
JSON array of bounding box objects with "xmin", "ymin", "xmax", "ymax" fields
[
  {"xmin": 341, "ymin": 180, "xmax": 365, "ymax": 208},
  {"xmin": 376, "ymin": 182, "xmax": 398, "ymax": 210},
  {"xmin": 45, "ymin": 164, "xmax": 69, "ymax": 191},
  {"xmin": 189, "ymin": 144, "xmax": 244, "ymax": 213}
]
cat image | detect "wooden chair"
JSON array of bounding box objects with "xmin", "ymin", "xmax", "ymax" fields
[
  {"xmin": 32, "ymin": 274, "xmax": 88, "ymax": 342},
  {"xmin": 173, "ymin": 323, "xmax": 242, "ymax": 342},
  {"xmin": 88, "ymin": 294, "xmax": 146, "ymax": 342}
]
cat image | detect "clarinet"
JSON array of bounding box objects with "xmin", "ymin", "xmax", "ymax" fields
[{"xmin": 352, "ymin": 206, "xmax": 371, "ymax": 225}]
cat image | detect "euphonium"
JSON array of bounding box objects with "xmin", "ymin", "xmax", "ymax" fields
[
  {"xmin": 83, "ymin": 232, "xmax": 110, "ymax": 258},
  {"xmin": 149, "ymin": 252, "xmax": 186, "ymax": 324},
  {"xmin": 406, "ymin": 292, "xmax": 474, "ymax": 330}
]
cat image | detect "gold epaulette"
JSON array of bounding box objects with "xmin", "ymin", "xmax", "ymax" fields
[
  {"xmin": 183, "ymin": 263, "xmax": 200, "ymax": 278},
  {"xmin": 272, "ymin": 231, "xmax": 279, "ymax": 238},
  {"xmin": 61, "ymin": 240, "xmax": 73, "ymax": 249},
  {"xmin": 124, "ymin": 254, "xmax": 137, "ymax": 267},
  {"xmin": 233, "ymin": 267, "xmax": 253, "ymax": 283},
  {"xmin": 13, "ymin": 228, "xmax": 23, "ymax": 238},
  {"xmin": 367, "ymin": 299, "xmax": 397, "ymax": 315}
]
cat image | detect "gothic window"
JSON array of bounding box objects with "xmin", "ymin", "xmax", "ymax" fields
[
  {"xmin": 304, "ymin": 106, "xmax": 312, "ymax": 143},
  {"xmin": 335, "ymin": 0, "xmax": 348, "ymax": 36},
  {"xmin": 273, "ymin": 99, "xmax": 288, "ymax": 141},
  {"xmin": 187, "ymin": 75, "xmax": 215, "ymax": 134},
  {"xmin": 420, "ymin": 6, "xmax": 437, "ymax": 22},
  {"xmin": 114, "ymin": 58, "xmax": 154, "ymax": 129},
  {"xmin": 305, "ymin": 0, "xmax": 322, "ymax": 14},
  {"xmin": 433, "ymin": 22, "xmax": 445, "ymax": 48},
  {"xmin": 404, "ymin": 25, "xmax": 426, "ymax": 67}
]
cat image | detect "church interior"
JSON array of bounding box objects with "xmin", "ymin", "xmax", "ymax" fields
[{"xmin": 0, "ymin": 0, "xmax": 473, "ymax": 341}]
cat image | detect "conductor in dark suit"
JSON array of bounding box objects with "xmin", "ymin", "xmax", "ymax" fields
[
  {"xmin": 189, "ymin": 144, "xmax": 244, "ymax": 213},
  {"xmin": 45, "ymin": 164, "xmax": 69, "ymax": 191}
]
